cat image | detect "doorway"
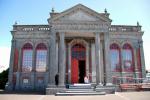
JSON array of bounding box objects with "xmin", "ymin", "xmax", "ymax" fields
[
  {"xmin": 71, "ymin": 44, "xmax": 86, "ymax": 84},
  {"xmin": 78, "ymin": 60, "xmax": 85, "ymax": 83}
]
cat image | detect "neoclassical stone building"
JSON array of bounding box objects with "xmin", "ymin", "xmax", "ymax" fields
[{"xmin": 7, "ymin": 4, "xmax": 146, "ymax": 91}]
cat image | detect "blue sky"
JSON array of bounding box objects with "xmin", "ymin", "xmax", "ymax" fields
[{"xmin": 0, "ymin": 0, "xmax": 150, "ymax": 72}]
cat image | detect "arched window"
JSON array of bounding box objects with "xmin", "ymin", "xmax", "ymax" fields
[
  {"xmin": 122, "ymin": 43, "xmax": 134, "ymax": 71},
  {"xmin": 36, "ymin": 43, "xmax": 47, "ymax": 72},
  {"xmin": 110, "ymin": 43, "xmax": 121, "ymax": 72},
  {"xmin": 22, "ymin": 43, "xmax": 33, "ymax": 72}
]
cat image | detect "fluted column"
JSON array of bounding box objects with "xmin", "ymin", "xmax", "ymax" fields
[
  {"xmin": 104, "ymin": 32, "xmax": 112, "ymax": 85},
  {"xmin": 7, "ymin": 39, "xmax": 16, "ymax": 90},
  {"xmin": 58, "ymin": 32, "xmax": 66, "ymax": 86},
  {"xmin": 95, "ymin": 32, "xmax": 101, "ymax": 84},
  {"xmin": 49, "ymin": 28, "xmax": 57, "ymax": 85}
]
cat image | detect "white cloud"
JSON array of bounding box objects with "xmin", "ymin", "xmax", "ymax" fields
[{"xmin": 0, "ymin": 47, "xmax": 11, "ymax": 72}]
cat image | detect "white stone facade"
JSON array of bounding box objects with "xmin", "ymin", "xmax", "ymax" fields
[{"xmin": 6, "ymin": 4, "xmax": 146, "ymax": 92}]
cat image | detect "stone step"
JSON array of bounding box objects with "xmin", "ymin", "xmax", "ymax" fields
[
  {"xmin": 55, "ymin": 92, "xmax": 106, "ymax": 96},
  {"xmin": 67, "ymin": 88, "xmax": 94, "ymax": 91},
  {"xmin": 65, "ymin": 90, "xmax": 96, "ymax": 93},
  {"xmin": 69, "ymin": 84, "xmax": 94, "ymax": 89}
]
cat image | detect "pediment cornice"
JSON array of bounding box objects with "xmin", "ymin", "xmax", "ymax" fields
[{"xmin": 48, "ymin": 4, "xmax": 111, "ymax": 23}]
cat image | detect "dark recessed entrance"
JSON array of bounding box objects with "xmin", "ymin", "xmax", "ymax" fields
[
  {"xmin": 71, "ymin": 44, "xmax": 86, "ymax": 84},
  {"xmin": 78, "ymin": 60, "xmax": 85, "ymax": 83}
]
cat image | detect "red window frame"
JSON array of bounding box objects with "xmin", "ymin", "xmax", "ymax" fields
[
  {"xmin": 110, "ymin": 43, "xmax": 121, "ymax": 72},
  {"xmin": 122, "ymin": 43, "xmax": 134, "ymax": 72}
]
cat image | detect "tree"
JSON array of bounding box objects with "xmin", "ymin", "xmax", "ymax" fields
[{"xmin": 0, "ymin": 68, "xmax": 9, "ymax": 89}]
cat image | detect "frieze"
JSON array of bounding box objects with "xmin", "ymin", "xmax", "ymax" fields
[{"xmin": 53, "ymin": 23, "xmax": 108, "ymax": 32}]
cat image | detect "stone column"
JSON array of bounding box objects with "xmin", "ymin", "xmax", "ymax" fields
[
  {"xmin": 15, "ymin": 44, "xmax": 22, "ymax": 90},
  {"xmin": 91, "ymin": 43, "xmax": 96, "ymax": 83},
  {"xmin": 104, "ymin": 32, "xmax": 112, "ymax": 85},
  {"xmin": 100, "ymin": 41, "xmax": 104, "ymax": 83},
  {"xmin": 86, "ymin": 44, "xmax": 90, "ymax": 78},
  {"xmin": 49, "ymin": 28, "xmax": 57, "ymax": 86},
  {"xmin": 58, "ymin": 32, "xmax": 66, "ymax": 86},
  {"xmin": 56, "ymin": 42, "xmax": 59, "ymax": 75},
  {"xmin": 139, "ymin": 42, "xmax": 146, "ymax": 79},
  {"xmin": 7, "ymin": 39, "xmax": 16, "ymax": 90},
  {"xmin": 68, "ymin": 44, "xmax": 71, "ymax": 84},
  {"xmin": 95, "ymin": 32, "xmax": 101, "ymax": 84}
]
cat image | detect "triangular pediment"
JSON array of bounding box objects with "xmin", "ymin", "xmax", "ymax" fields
[
  {"xmin": 59, "ymin": 10, "xmax": 99, "ymax": 21},
  {"xmin": 49, "ymin": 4, "xmax": 111, "ymax": 22}
]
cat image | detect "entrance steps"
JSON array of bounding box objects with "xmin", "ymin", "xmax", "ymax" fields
[{"xmin": 55, "ymin": 84, "xmax": 106, "ymax": 96}]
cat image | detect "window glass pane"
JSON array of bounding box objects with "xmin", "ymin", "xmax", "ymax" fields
[
  {"xmin": 122, "ymin": 49, "xmax": 132, "ymax": 69},
  {"xmin": 36, "ymin": 50, "xmax": 47, "ymax": 72},
  {"xmin": 111, "ymin": 50, "xmax": 119, "ymax": 71},
  {"xmin": 22, "ymin": 50, "xmax": 33, "ymax": 72}
]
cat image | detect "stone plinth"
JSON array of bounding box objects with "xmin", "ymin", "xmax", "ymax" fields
[
  {"xmin": 95, "ymin": 85, "xmax": 115, "ymax": 94},
  {"xmin": 46, "ymin": 85, "xmax": 66, "ymax": 95}
]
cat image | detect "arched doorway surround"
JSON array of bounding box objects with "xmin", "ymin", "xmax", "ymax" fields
[{"xmin": 68, "ymin": 39, "xmax": 89, "ymax": 84}]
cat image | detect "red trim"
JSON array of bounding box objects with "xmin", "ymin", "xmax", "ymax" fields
[{"xmin": 36, "ymin": 43, "xmax": 47, "ymax": 50}]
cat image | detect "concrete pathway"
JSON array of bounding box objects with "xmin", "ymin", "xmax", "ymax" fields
[{"xmin": 0, "ymin": 91, "xmax": 150, "ymax": 100}]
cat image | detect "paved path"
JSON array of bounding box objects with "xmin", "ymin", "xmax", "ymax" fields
[{"xmin": 0, "ymin": 91, "xmax": 150, "ymax": 100}]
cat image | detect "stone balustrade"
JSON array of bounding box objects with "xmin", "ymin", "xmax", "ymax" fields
[
  {"xmin": 109, "ymin": 25, "xmax": 141, "ymax": 32},
  {"xmin": 13, "ymin": 24, "xmax": 141, "ymax": 32},
  {"xmin": 13, "ymin": 25, "xmax": 50, "ymax": 32}
]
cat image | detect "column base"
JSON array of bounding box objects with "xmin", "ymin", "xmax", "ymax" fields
[
  {"xmin": 46, "ymin": 84, "xmax": 66, "ymax": 95},
  {"xmin": 5, "ymin": 82, "xmax": 13, "ymax": 91},
  {"xmin": 98, "ymin": 83, "xmax": 103, "ymax": 86},
  {"xmin": 106, "ymin": 83, "xmax": 113, "ymax": 86}
]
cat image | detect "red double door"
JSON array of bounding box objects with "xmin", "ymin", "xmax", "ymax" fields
[{"xmin": 71, "ymin": 44, "xmax": 86, "ymax": 84}]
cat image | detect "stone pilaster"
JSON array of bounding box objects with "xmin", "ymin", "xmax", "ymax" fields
[
  {"xmin": 15, "ymin": 44, "xmax": 22, "ymax": 90},
  {"xmin": 104, "ymin": 32, "xmax": 112, "ymax": 85},
  {"xmin": 49, "ymin": 28, "xmax": 57, "ymax": 86},
  {"xmin": 58, "ymin": 32, "xmax": 66, "ymax": 86},
  {"xmin": 120, "ymin": 48, "xmax": 125, "ymax": 83},
  {"xmin": 31, "ymin": 46, "xmax": 36, "ymax": 89},
  {"xmin": 140, "ymin": 42, "xmax": 146, "ymax": 79},
  {"xmin": 133, "ymin": 47, "xmax": 138, "ymax": 81},
  {"xmin": 95, "ymin": 32, "xmax": 101, "ymax": 84},
  {"xmin": 7, "ymin": 39, "xmax": 16, "ymax": 90}
]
